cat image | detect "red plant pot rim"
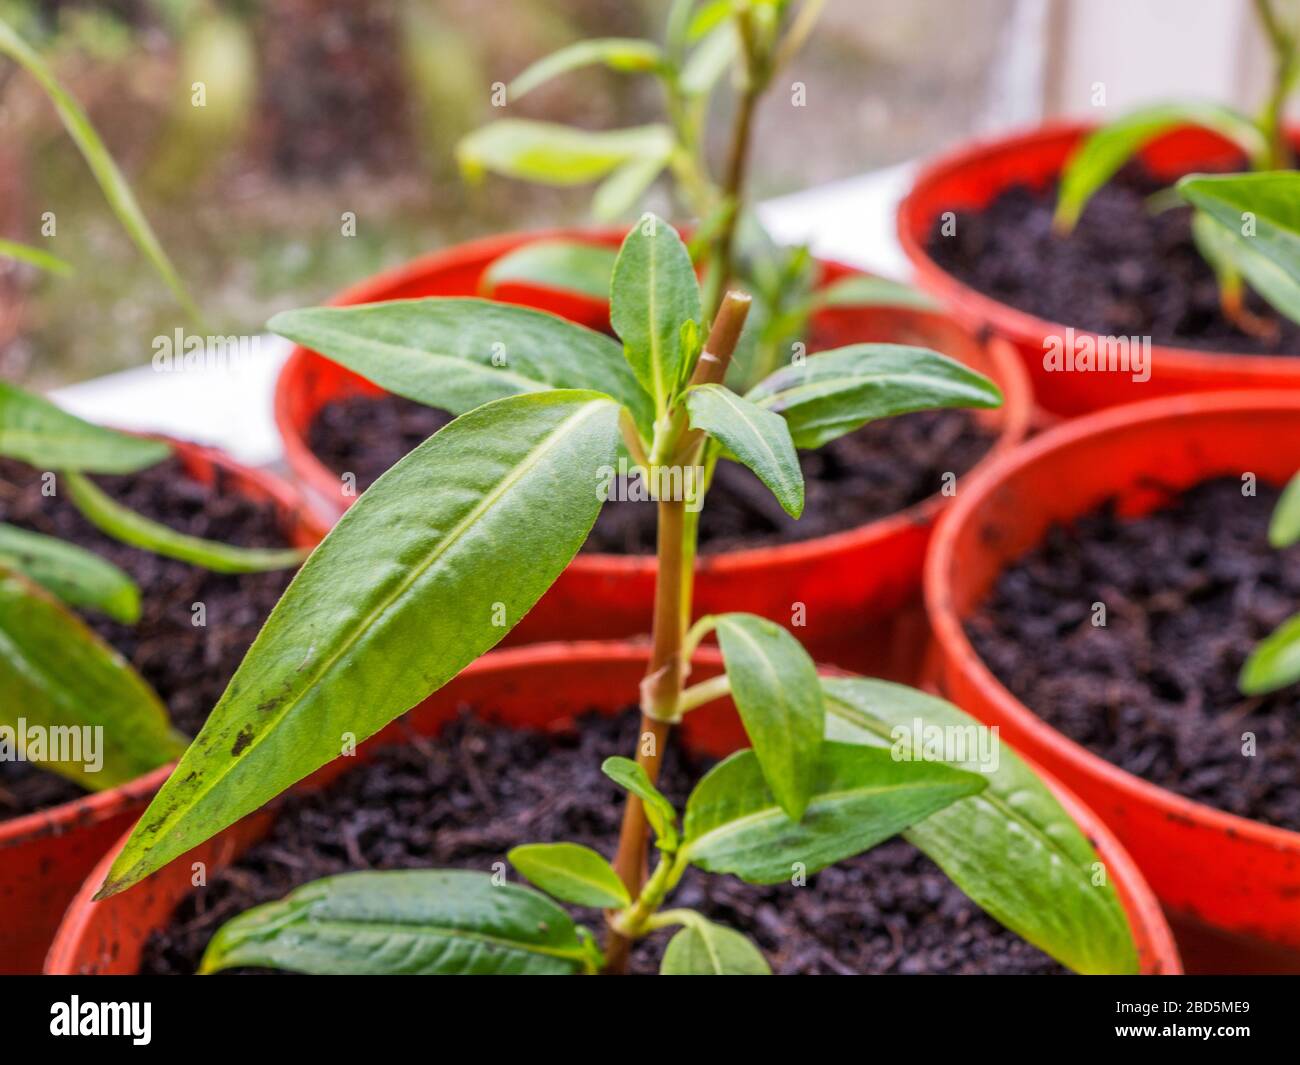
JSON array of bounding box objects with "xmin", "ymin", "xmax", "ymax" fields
[
  {"xmin": 924, "ymin": 389, "xmax": 1300, "ymax": 858},
  {"xmin": 46, "ymin": 639, "xmax": 1179, "ymax": 974},
  {"xmin": 896, "ymin": 119, "xmax": 1300, "ymax": 381}
]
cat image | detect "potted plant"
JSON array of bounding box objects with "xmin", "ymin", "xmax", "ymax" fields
[
  {"xmin": 898, "ymin": 0, "xmax": 1300, "ymax": 417},
  {"xmin": 273, "ymin": 0, "xmax": 1031, "ymax": 678},
  {"xmin": 63, "ymin": 217, "xmax": 1178, "ymax": 975}
]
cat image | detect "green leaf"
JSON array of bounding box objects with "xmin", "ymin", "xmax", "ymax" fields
[
  {"xmin": 0, "ymin": 381, "xmax": 171, "ymax": 473},
  {"xmin": 198, "ymin": 870, "xmax": 592, "ymax": 975},
  {"xmin": 812, "ymin": 274, "xmax": 940, "ymax": 311},
  {"xmin": 1054, "ymin": 102, "xmax": 1268, "ymax": 231},
  {"xmin": 457, "ymin": 120, "xmax": 674, "ymax": 186},
  {"xmin": 509, "ymin": 38, "xmax": 663, "ymax": 99},
  {"xmin": 593, "ymin": 153, "xmax": 668, "ymax": 220},
  {"xmin": 680, "ymin": 20, "xmax": 737, "ymax": 96},
  {"xmin": 610, "ymin": 215, "xmax": 702, "ymax": 415},
  {"xmin": 682, "ymin": 742, "xmax": 985, "ymax": 884},
  {"xmin": 821, "ymin": 677, "xmax": 1140, "ymax": 975},
  {"xmin": 508, "ymin": 842, "xmax": 630, "ymax": 908},
  {"xmin": 63, "ymin": 472, "xmax": 307, "ymax": 575},
  {"xmin": 98, "ymin": 391, "xmax": 622, "ymax": 899},
  {"xmin": 1270, "ymin": 471, "xmax": 1300, "ymax": 548},
  {"xmin": 661, "ymin": 914, "xmax": 771, "ymax": 975},
  {"xmin": 602, "ymin": 755, "xmax": 680, "ymax": 848},
  {"xmin": 0, "ymin": 18, "xmax": 201, "ymax": 324},
  {"xmin": 1240, "ymin": 612, "xmax": 1300, "ymax": 695},
  {"xmin": 0, "ymin": 237, "xmax": 71, "ymax": 276},
  {"xmin": 746, "ymin": 344, "xmax": 1004, "ymax": 450},
  {"xmin": 269, "ymin": 297, "xmax": 654, "ymax": 439},
  {"xmin": 683, "ymin": 384, "xmax": 803, "ymax": 517},
  {"xmin": 0, "ymin": 567, "xmax": 184, "ymax": 790},
  {"xmin": 482, "ymin": 240, "xmax": 617, "ymax": 300},
  {"xmin": 0, "ymin": 522, "xmax": 139, "ymax": 622},
  {"xmin": 714, "ymin": 613, "xmax": 823, "ymax": 820}
]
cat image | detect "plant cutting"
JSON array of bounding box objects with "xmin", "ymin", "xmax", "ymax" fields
[{"xmin": 96, "ymin": 215, "xmax": 1145, "ymax": 976}]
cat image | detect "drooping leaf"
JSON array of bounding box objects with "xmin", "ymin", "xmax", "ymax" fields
[
  {"xmin": 1240, "ymin": 612, "xmax": 1300, "ymax": 696},
  {"xmin": 509, "ymin": 38, "xmax": 663, "ymax": 99},
  {"xmin": 602, "ymin": 755, "xmax": 680, "ymax": 848},
  {"xmin": 482, "ymin": 240, "xmax": 617, "ymax": 301},
  {"xmin": 199, "ymin": 870, "xmax": 593, "ymax": 975},
  {"xmin": 99, "ymin": 391, "xmax": 622, "ymax": 898},
  {"xmin": 0, "ymin": 237, "xmax": 71, "ymax": 276},
  {"xmin": 683, "ymin": 384, "xmax": 803, "ymax": 517},
  {"xmin": 1270, "ymin": 470, "xmax": 1300, "ymax": 548},
  {"xmin": 0, "ymin": 381, "xmax": 170, "ymax": 473},
  {"xmin": 0, "ymin": 522, "xmax": 139, "ymax": 622},
  {"xmin": 457, "ymin": 120, "xmax": 674, "ymax": 186},
  {"xmin": 660, "ymin": 914, "xmax": 771, "ymax": 975},
  {"xmin": 682, "ymin": 742, "xmax": 984, "ymax": 884},
  {"xmin": 508, "ymin": 842, "xmax": 631, "ymax": 908},
  {"xmin": 714, "ymin": 613, "xmax": 823, "ymax": 820},
  {"xmin": 746, "ymin": 344, "xmax": 1003, "ymax": 450},
  {"xmin": 821, "ymin": 677, "xmax": 1140, "ymax": 975},
  {"xmin": 610, "ymin": 215, "xmax": 702, "ymax": 415},
  {"xmin": 812, "ymin": 274, "xmax": 940, "ymax": 311},
  {"xmin": 0, "ymin": 567, "xmax": 183, "ymax": 790},
  {"xmin": 269, "ymin": 298, "xmax": 654, "ymax": 438},
  {"xmin": 63, "ymin": 472, "xmax": 307, "ymax": 575}
]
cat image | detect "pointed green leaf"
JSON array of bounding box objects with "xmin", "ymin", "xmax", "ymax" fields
[
  {"xmin": 593, "ymin": 153, "xmax": 669, "ymax": 220},
  {"xmin": 482, "ymin": 240, "xmax": 617, "ymax": 300},
  {"xmin": 509, "ymin": 38, "xmax": 663, "ymax": 99},
  {"xmin": 1240, "ymin": 612, "xmax": 1300, "ymax": 695},
  {"xmin": 0, "ymin": 381, "xmax": 170, "ymax": 473},
  {"xmin": 682, "ymin": 742, "xmax": 985, "ymax": 884},
  {"xmin": 661, "ymin": 914, "xmax": 771, "ymax": 975},
  {"xmin": 680, "ymin": 20, "xmax": 737, "ymax": 96},
  {"xmin": 0, "ymin": 237, "xmax": 71, "ymax": 276},
  {"xmin": 1270, "ymin": 471, "xmax": 1300, "ymax": 548},
  {"xmin": 98, "ymin": 391, "xmax": 621, "ymax": 898},
  {"xmin": 822, "ymin": 677, "xmax": 1140, "ymax": 975},
  {"xmin": 457, "ymin": 120, "xmax": 673, "ymax": 186},
  {"xmin": 602, "ymin": 755, "xmax": 680, "ymax": 848},
  {"xmin": 0, "ymin": 522, "xmax": 139, "ymax": 621},
  {"xmin": 0, "ymin": 567, "xmax": 183, "ymax": 790},
  {"xmin": 508, "ymin": 842, "xmax": 630, "ymax": 908},
  {"xmin": 746, "ymin": 344, "xmax": 1003, "ymax": 450},
  {"xmin": 684, "ymin": 384, "xmax": 803, "ymax": 517},
  {"xmin": 714, "ymin": 613, "xmax": 823, "ymax": 820},
  {"xmin": 199, "ymin": 870, "xmax": 591, "ymax": 975},
  {"xmin": 610, "ymin": 215, "xmax": 702, "ymax": 415}
]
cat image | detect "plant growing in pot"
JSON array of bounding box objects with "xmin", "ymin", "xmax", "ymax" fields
[{"xmin": 92, "ymin": 217, "xmax": 1156, "ymax": 976}]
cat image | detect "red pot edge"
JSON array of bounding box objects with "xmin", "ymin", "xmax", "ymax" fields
[
  {"xmin": 46, "ymin": 638, "xmax": 1180, "ymax": 976},
  {"xmin": 923, "ymin": 388, "xmax": 1300, "ymax": 859},
  {"xmin": 272, "ymin": 232, "xmax": 1034, "ymax": 574},
  {"xmin": 895, "ymin": 120, "xmax": 1300, "ymax": 379},
  {"xmin": 0, "ymin": 436, "xmax": 328, "ymax": 852}
]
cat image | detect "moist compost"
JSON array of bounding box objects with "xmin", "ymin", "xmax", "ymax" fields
[
  {"xmin": 140, "ymin": 710, "xmax": 1066, "ymax": 976},
  {"xmin": 0, "ymin": 456, "xmax": 298, "ymax": 821},
  {"xmin": 925, "ymin": 162, "xmax": 1300, "ymax": 355},
  {"xmin": 307, "ymin": 393, "xmax": 995, "ymax": 552},
  {"xmin": 967, "ymin": 476, "xmax": 1300, "ymax": 830}
]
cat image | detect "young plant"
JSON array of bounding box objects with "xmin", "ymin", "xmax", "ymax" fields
[
  {"xmin": 1239, "ymin": 470, "xmax": 1300, "ymax": 695},
  {"xmin": 99, "ymin": 216, "xmax": 1140, "ymax": 976}
]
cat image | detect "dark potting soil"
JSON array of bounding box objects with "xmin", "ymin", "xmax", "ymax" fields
[
  {"xmin": 306, "ymin": 393, "xmax": 995, "ymax": 552},
  {"xmin": 139, "ymin": 710, "xmax": 1066, "ymax": 976},
  {"xmin": 967, "ymin": 476, "xmax": 1300, "ymax": 830},
  {"xmin": 925, "ymin": 161, "xmax": 1300, "ymax": 356},
  {"xmin": 0, "ymin": 456, "xmax": 298, "ymax": 821}
]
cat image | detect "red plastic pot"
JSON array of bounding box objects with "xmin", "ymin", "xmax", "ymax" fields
[
  {"xmin": 898, "ymin": 122, "xmax": 1300, "ymax": 418},
  {"xmin": 0, "ymin": 439, "xmax": 327, "ymax": 975},
  {"xmin": 274, "ymin": 228, "xmax": 1032, "ymax": 679},
  {"xmin": 47, "ymin": 639, "xmax": 1179, "ymax": 975},
  {"xmin": 925, "ymin": 390, "xmax": 1300, "ymax": 972}
]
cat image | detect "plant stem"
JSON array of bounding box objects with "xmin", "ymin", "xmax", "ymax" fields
[{"xmin": 1254, "ymin": 0, "xmax": 1297, "ymax": 168}]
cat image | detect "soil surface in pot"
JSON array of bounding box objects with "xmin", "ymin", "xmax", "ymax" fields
[
  {"xmin": 0, "ymin": 456, "xmax": 297, "ymax": 821},
  {"xmin": 925, "ymin": 162, "xmax": 1300, "ymax": 355},
  {"xmin": 140, "ymin": 710, "xmax": 1066, "ymax": 976},
  {"xmin": 307, "ymin": 394, "xmax": 995, "ymax": 552},
  {"xmin": 967, "ymin": 476, "xmax": 1300, "ymax": 829}
]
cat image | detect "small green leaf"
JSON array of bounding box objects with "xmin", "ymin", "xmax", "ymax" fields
[
  {"xmin": 457, "ymin": 120, "xmax": 673, "ymax": 186},
  {"xmin": 63, "ymin": 472, "xmax": 307, "ymax": 574},
  {"xmin": 0, "ymin": 381, "xmax": 171, "ymax": 473},
  {"xmin": 0, "ymin": 237, "xmax": 71, "ymax": 276},
  {"xmin": 610, "ymin": 214, "xmax": 702, "ymax": 415},
  {"xmin": 812, "ymin": 274, "xmax": 940, "ymax": 311},
  {"xmin": 198, "ymin": 870, "xmax": 592, "ymax": 975},
  {"xmin": 680, "ymin": 20, "xmax": 737, "ymax": 96},
  {"xmin": 0, "ymin": 567, "xmax": 184, "ymax": 790},
  {"xmin": 592, "ymin": 153, "xmax": 668, "ymax": 220},
  {"xmin": 1270, "ymin": 471, "xmax": 1300, "ymax": 548},
  {"xmin": 684, "ymin": 384, "xmax": 803, "ymax": 517},
  {"xmin": 482, "ymin": 240, "xmax": 617, "ymax": 300},
  {"xmin": 1240, "ymin": 612, "xmax": 1300, "ymax": 695},
  {"xmin": 0, "ymin": 522, "xmax": 139, "ymax": 622},
  {"xmin": 602, "ymin": 755, "xmax": 680, "ymax": 848},
  {"xmin": 508, "ymin": 842, "xmax": 631, "ymax": 908},
  {"xmin": 509, "ymin": 38, "xmax": 663, "ymax": 99},
  {"xmin": 682, "ymin": 742, "xmax": 985, "ymax": 884},
  {"xmin": 746, "ymin": 344, "xmax": 1003, "ymax": 450},
  {"xmin": 661, "ymin": 914, "xmax": 771, "ymax": 975},
  {"xmin": 714, "ymin": 613, "xmax": 823, "ymax": 820}
]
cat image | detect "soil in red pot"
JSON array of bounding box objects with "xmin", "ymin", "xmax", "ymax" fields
[
  {"xmin": 0, "ymin": 456, "xmax": 298, "ymax": 821},
  {"xmin": 924, "ymin": 162, "xmax": 1300, "ymax": 356},
  {"xmin": 139, "ymin": 710, "xmax": 1067, "ymax": 976},
  {"xmin": 305, "ymin": 394, "xmax": 995, "ymax": 552},
  {"xmin": 966, "ymin": 476, "xmax": 1300, "ymax": 830}
]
